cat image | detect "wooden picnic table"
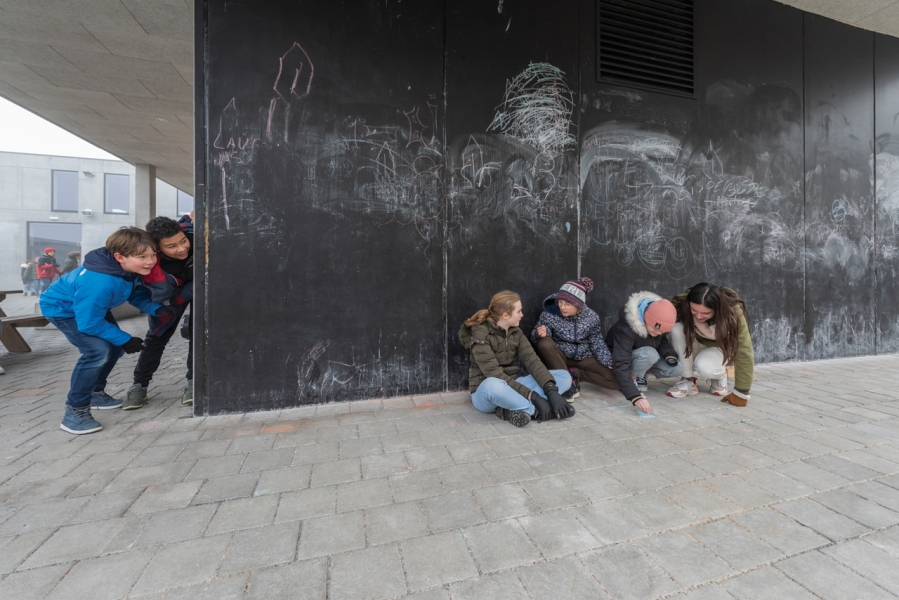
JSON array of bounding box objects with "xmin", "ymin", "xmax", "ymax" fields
[{"xmin": 0, "ymin": 289, "xmax": 49, "ymax": 352}]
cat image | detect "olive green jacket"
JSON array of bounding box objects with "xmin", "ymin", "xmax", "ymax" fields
[
  {"xmin": 459, "ymin": 320, "xmax": 556, "ymax": 398},
  {"xmin": 673, "ymin": 290, "xmax": 754, "ymax": 392}
]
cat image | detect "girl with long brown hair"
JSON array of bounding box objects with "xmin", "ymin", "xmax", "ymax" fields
[
  {"xmin": 667, "ymin": 283, "xmax": 755, "ymax": 407},
  {"xmin": 459, "ymin": 291, "xmax": 574, "ymax": 427}
]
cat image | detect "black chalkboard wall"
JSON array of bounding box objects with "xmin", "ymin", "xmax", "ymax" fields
[{"xmin": 196, "ymin": 0, "xmax": 899, "ymax": 413}]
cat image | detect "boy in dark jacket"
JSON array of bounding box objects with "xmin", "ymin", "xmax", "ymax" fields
[
  {"xmin": 124, "ymin": 215, "xmax": 194, "ymax": 410},
  {"xmin": 605, "ymin": 291, "xmax": 682, "ymax": 414},
  {"xmin": 40, "ymin": 228, "xmax": 175, "ymax": 434}
]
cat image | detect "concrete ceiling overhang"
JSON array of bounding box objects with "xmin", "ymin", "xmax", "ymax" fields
[{"xmin": 0, "ymin": 0, "xmax": 898, "ymax": 194}]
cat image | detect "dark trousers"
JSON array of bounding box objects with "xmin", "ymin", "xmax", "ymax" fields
[
  {"xmin": 132, "ymin": 307, "xmax": 193, "ymax": 387},
  {"xmin": 48, "ymin": 313, "xmax": 125, "ymax": 408},
  {"xmin": 536, "ymin": 337, "xmax": 619, "ymax": 391}
]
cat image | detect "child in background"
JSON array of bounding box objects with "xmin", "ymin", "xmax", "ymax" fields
[
  {"xmin": 605, "ymin": 291, "xmax": 682, "ymax": 415},
  {"xmin": 40, "ymin": 227, "xmax": 175, "ymax": 434},
  {"xmin": 531, "ymin": 277, "xmax": 618, "ymax": 400},
  {"xmin": 37, "ymin": 247, "xmax": 62, "ymax": 294}
]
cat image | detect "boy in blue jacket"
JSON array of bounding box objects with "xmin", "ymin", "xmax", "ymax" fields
[{"xmin": 40, "ymin": 227, "xmax": 176, "ymax": 434}]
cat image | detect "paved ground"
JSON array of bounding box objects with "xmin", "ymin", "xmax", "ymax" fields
[{"xmin": 3, "ymin": 310, "xmax": 899, "ymax": 598}]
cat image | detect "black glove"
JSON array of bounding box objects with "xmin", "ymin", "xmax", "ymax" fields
[
  {"xmin": 122, "ymin": 337, "xmax": 144, "ymax": 354},
  {"xmin": 544, "ymin": 384, "xmax": 575, "ymax": 419},
  {"xmin": 529, "ymin": 391, "xmax": 553, "ymax": 423},
  {"xmin": 665, "ymin": 356, "xmax": 678, "ymax": 366},
  {"xmin": 155, "ymin": 305, "xmax": 178, "ymax": 317}
]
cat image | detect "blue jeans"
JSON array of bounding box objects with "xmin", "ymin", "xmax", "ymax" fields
[
  {"xmin": 631, "ymin": 346, "xmax": 683, "ymax": 379},
  {"xmin": 48, "ymin": 314, "xmax": 125, "ymax": 408},
  {"xmin": 471, "ymin": 370, "xmax": 572, "ymax": 415}
]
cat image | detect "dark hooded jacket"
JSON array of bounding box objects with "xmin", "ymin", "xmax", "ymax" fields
[
  {"xmin": 459, "ymin": 320, "xmax": 556, "ymax": 399},
  {"xmin": 530, "ymin": 293, "xmax": 613, "ymax": 365},
  {"xmin": 143, "ymin": 214, "xmax": 194, "ymax": 336},
  {"xmin": 605, "ymin": 291, "xmax": 678, "ymax": 402}
]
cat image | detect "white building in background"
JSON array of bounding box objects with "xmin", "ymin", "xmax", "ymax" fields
[{"xmin": 0, "ymin": 151, "xmax": 193, "ymax": 290}]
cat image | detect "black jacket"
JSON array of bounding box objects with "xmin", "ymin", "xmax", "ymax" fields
[{"xmin": 605, "ymin": 291, "xmax": 677, "ymax": 402}]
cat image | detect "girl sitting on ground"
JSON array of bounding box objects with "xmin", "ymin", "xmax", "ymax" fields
[
  {"xmin": 531, "ymin": 277, "xmax": 618, "ymax": 400},
  {"xmin": 605, "ymin": 291, "xmax": 682, "ymax": 415},
  {"xmin": 666, "ymin": 283, "xmax": 754, "ymax": 407},
  {"xmin": 459, "ymin": 290, "xmax": 574, "ymax": 427}
]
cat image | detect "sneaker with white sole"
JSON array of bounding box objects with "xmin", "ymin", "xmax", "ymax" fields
[
  {"xmin": 181, "ymin": 379, "xmax": 193, "ymax": 405},
  {"xmin": 122, "ymin": 384, "xmax": 147, "ymax": 410},
  {"xmin": 90, "ymin": 390, "xmax": 123, "ymax": 410},
  {"xmin": 667, "ymin": 377, "xmax": 698, "ymax": 398},
  {"xmin": 60, "ymin": 405, "xmax": 103, "ymax": 435},
  {"xmin": 634, "ymin": 376, "xmax": 648, "ymax": 392},
  {"xmin": 709, "ymin": 376, "xmax": 729, "ymax": 396}
]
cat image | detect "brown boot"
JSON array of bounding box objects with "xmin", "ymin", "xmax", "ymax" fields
[{"xmin": 721, "ymin": 393, "xmax": 747, "ymax": 407}]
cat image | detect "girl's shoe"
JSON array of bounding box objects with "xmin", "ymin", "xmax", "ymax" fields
[
  {"xmin": 563, "ymin": 368, "xmax": 580, "ymax": 402},
  {"xmin": 667, "ymin": 377, "xmax": 698, "ymax": 398},
  {"xmin": 494, "ymin": 406, "xmax": 531, "ymax": 427},
  {"xmin": 709, "ymin": 376, "xmax": 729, "ymax": 396}
]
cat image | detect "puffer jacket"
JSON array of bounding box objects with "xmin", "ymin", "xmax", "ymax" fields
[
  {"xmin": 530, "ymin": 294, "xmax": 612, "ymax": 365},
  {"xmin": 459, "ymin": 320, "xmax": 556, "ymax": 399},
  {"xmin": 605, "ymin": 291, "xmax": 678, "ymax": 402}
]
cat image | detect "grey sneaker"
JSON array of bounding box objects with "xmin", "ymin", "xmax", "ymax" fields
[
  {"xmin": 181, "ymin": 379, "xmax": 193, "ymax": 405},
  {"xmin": 122, "ymin": 384, "xmax": 147, "ymax": 410},
  {"xmin": 709, "ymin": 376, "xmax": 729, "ymax": 396},
  {"xmin": 634, "ymin": 376, "xmax": 648, "ymax": 392}
]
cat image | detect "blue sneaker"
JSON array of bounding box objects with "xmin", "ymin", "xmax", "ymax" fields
[
  {"xmin": 60, "ymin": 405, "xmax": 103, "ymax": 435},
  {"xmin": 90, "ymin": 390, "xmax": 123, "ymax": 410}
]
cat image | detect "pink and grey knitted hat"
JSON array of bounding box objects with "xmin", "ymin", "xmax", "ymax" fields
[{"xmin": 556, "ymin": 277, "xmax": 594, "ymax": 311}]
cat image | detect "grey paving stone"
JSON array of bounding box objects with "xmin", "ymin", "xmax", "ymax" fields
[
  {"xmin": 516, "ymin": 555, "xmax": 610, "ymax": 599},
  {"xmin": 361, "ymin": 451, "xmax": 410, "ymax": 479},
  {"xmin": 580, "ymin": 543, "xmax": 679, "ymax": 600},
  {"xmin": 296, "ymin": 510, "xmax": 365, "ymax": 559},
  {"xmin": 575, "ymin": 499, "xmax": 650, "ymax": 544},
  {"xmin": 804, "ymin": 454, "xmax": 880, "ymax": 482},
  {"xmin": 128, "ymin": 443, "xmax": 186, "ymax": 467},
  {"xmin": 127, "ymin": 480, "xmax": 202, "ymax": 514},
  {"xmin": 245, "ymin": 559, "xmax": 328, "ymax": 599},
  {"xmin": 338, "ymin": 477, "xmax": 393, "ymax": 512},
  {"xmin": 239, "ymin": 448, "xmax": 295, "ymax": 473},
  {"xmin": 226, "ymin": 433, "xmax": 276, "ymax": 454},
  {"xmin": 389, "ymin": 470, "xmax": 443, "ymax": 502},
  {"xmin": 704, "ymin": 475, "xmax": 780, "ymax": 509},
  {"xmin": 636, "ymin": 529, "xmax": 732, "ymax": 587},
  {"xmin": 0, "ymin": 563, "xmax": 71, "ymax": 600},
  {"xmin": 466, "ymin": 519, "xmax": 541, "ymax": 572},
  {"xmin": 445, "ymin": 440, "xmax": 494, "ymax": 464},
  {"xmin": 381, "ymin": 431, "xmax": 425, "ymax": 452},
  {"xmin": 422, "ymin": 490, "xmax": 487, "ymax": 532},
  {"xmin": 183, "ymin": 454, "xmax": 247, "ymax": 481},
  {"xmin": 67, "ymin": 488, "xmax": 142, "ymax": 524},
  {"xmin": 688, "ymin": 518, "xmax": 781, "ymax": 570},
  {"xmin": 0, "ymin": 529, "xmax": 54, "ymax": 573},
  {"xmin": 730, "ymin": 507, "xmax": 828, "ymax": 554},
  {"xmin": 206, "ymin": 494, "xmax": 279, "ymax": 535},
  {"xmin": 775, "ymin": 550, "xmax": 895, "ymax": 600},
  {"xmin": 739, "ymin": 468, "xmax": 816, "ymax": 499},
  {"xmin": 664, "ymin": 482, "xmax": 741, "ymax": 519},
  {"xmin": 175, "ymin": 440, "xmax": 232, "ymax": 461},
  {"xmin": 253, "ymin": 464, "xmax": 312, "ymax": 495},
  {"xmin": 310, "ymin": 458, "xmax": 361, "ymax": 487},
  {"xmin": 160, "ymin": 575, "xmax": 249, "ymax": 600},
  {"xmin": 812, "ymin": 488, "xmax": 899, "ymax": 529},
  {"xmin": 276, "ymin": 485, "xmax": 337, "ymax": 522},
  {"xmin": 563, "ymin": 469, "xmax": 631, "ymax": 501},
  {"xmin": 519, "ymin": 509, "xmax": 599, "ymax": 558},
  {"xmin": 133, "ymin": 504, "xmax": 218, "ymax": 547},
  {"xmin": 437, "ymin": 462, "xmax": 493, "ymax": 492},
  {"xmin": 837, "ymin": 449, "xmax": 899, "ymax": 475},
  {"xmin": 822, "ymin": 538, "xmax": 899, "ymax": 595},
  {"xmin": 289, "ymin": 440, "xmax": 338, "ymax": 465},
  {"xmin": 865, "ymin": 525, "xmax": 899, "ymax": 556},
  {"xmin": 772, "ymin": 461, "xmax": 853, "ymax": 491},
  {"xmin": 365, "ymin": 500, "xmax": 429, "ymax": 545},
  {"xmin": 675, "ymin": 584, "xmax": 736, "ymax": 600},
  {"xmin": 131, "ymin": 534, "xmax": 231, "ymax": 595},
  {"xmin": 0, "ymin": 496, "xmax": 88, "ymax": 535},
  {"xmin": 722, "ymin": 566, "xmax": 817, "ymax": 600},
  {"xmin": 69, "ymin": 451, "xmax": 139, "ymax": 475},
  {"xmin": 774, "ymin": 497, "xmax": 871, "ymax": 541},
  {"xmin": 605, "ymin": 461, "xmax": 673, "ymax": 493},
  {"xmin": 404, "ymin": 446, "xmax": 455, "ymax": 471},
  {"xmin": 44, "ymin": 548, "xmax": 154, "ymax": 600},
  {"xmin": 329, "ymin": 544, "xmax": 407, "ymax": 600},
  {"xmin": 520, "ymin": 475, "xmax": 588, "ymax": 510},
  {"xmin": 624, "ymin": 491, "xmax": 698, "ymax": 531},
  {"xmin": 105, "ymin": 461, "xmax": 194, "ymax": 491},
  {"xmin": 193, "ymin": 473, "xmax": 259, "ymax": 504},
  {"xmin": 20, "ymin": 517, "xmax": 127, "ymax": 568},
  {"xmin": 480, "ymin": 456, "xmax": 538, "ymax": 484},
  {"xmin": 339, "ymin": 436, "xmax": 383, "ymax": 459},
  {"xmin": 449, "ymin": 570, "xmax": 530, "ymax": 600},
  {"xmin": 401, "ymin": 531, "xmax": 479, "ymax": 592},
  {"xmin": 522, "ymin": 450, "xmax": 578, "ymax": 477},
  {"xmin": 220, "ymin": 521, "xmax": 300, "ymax": 575}
]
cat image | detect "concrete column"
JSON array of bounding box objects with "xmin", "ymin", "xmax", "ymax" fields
[{"xmin": 134, "ymin": 164, "xmax": 157, "ymax": 229}]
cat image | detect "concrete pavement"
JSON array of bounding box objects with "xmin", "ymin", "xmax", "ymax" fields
[{"xmin": 3, "ymin": 314, "xmax": 899, "ymax": 598}]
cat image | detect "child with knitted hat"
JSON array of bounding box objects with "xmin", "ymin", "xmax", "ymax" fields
[
  {"xmin": 604, "ymin": 291, "xmax": 683, "ymax": 414},
  {"xmin": 532, "ymin": 277, "xmax": 618, "ymax": 399}
]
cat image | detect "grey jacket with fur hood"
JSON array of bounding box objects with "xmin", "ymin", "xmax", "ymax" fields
[{"xmin": 604, "ymin": 291, "xmax": 678, "ymax": 402}]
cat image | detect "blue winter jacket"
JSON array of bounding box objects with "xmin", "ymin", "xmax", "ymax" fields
[
  {"xmin": 531, "ymin": 293, "xmax": 613, "ymax": 366},
  {"xmin": 39, "ymin": 248, "xmax": 163, "ymax": 346}
]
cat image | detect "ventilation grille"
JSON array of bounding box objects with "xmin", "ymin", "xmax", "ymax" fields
[{"xmin": 598, "ymin": 0, "xmax": 694, "ymax": 97}]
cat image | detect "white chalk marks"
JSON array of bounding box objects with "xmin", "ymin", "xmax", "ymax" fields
[{"xmin": 488, "ymin": 62, "xmax": 576, "ymax": 156}]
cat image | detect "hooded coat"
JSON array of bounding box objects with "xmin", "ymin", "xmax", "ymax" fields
[
  {"xmin": 605, "ymin": 291, "xmax": 678, "ymax": 402},
  {"xmin": 143, "ymin": 214, "xmax": 194, "ymax": 336},
  {"xmin": 530, "ymin": 293, "xmax": 612, "ymax": 366},
  {"xmin": 459, "ymin": 320, "xmax": 556, "ymax": 399},
  {"xmin": 39, "ymin": 248, "xmax": 162, "ymax": 346}
]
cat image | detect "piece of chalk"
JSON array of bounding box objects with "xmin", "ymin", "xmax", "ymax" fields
[{"xmin": 638, "ymin": 411, "xmax": 655, "ymax": 419}]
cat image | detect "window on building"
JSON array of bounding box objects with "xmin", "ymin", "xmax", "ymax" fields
[
  {"xmin": 28, "ymin": 222, "xmax": 82, "ymax": 264},
  {"xmin": 52, "ymin": 170, "xmax": 79, "ymax": 212},
  {"xmin": 104, "ymin": 173, "xmax": 130, "ymax": 214},
  {"xmin": 177, "ymin": 189, "xmax": 194, "ymax": 215}
]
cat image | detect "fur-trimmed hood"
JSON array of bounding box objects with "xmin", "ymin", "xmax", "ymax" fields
[{"xmin": 621, "ymin": 291, "xmax": 664, "ymax": 338}]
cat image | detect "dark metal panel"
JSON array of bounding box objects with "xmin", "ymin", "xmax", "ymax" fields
[
  {"xmin": 445, "ymin": 0, "xmax": 580, "ymax": 389},
  {"xmin": 875, "ymin": 33, "xmax": 899, "ymax": 354},
  {"xmin": 804, "ymin": 15, "xmax": 875, "ymax": 359},
  {"xmin": 203, "ymin": 1, "xmax": 445, "ymax": 412},
  {"xmin": 194, "ymin": 0, "xmax": 208, "ymax": 414}
]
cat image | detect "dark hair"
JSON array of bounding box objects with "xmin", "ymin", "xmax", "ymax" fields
[
  {"xmin": 106, "ymin": 227, "xmax": 156, "ymax": 257},
  {"xmin": 145, "ymin": 216, "xmax": 183, "ymax": 242},
  {"xmin": 464, "ymin": 291, "xmax": 521, "ymax": 327},
  {"xmin": 67, "ymin": 251, "xmax": 80, "ymax": 259},
  {"xmin": 673, "ymin": 283, "xmax": 749, "ymax": 365}
]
